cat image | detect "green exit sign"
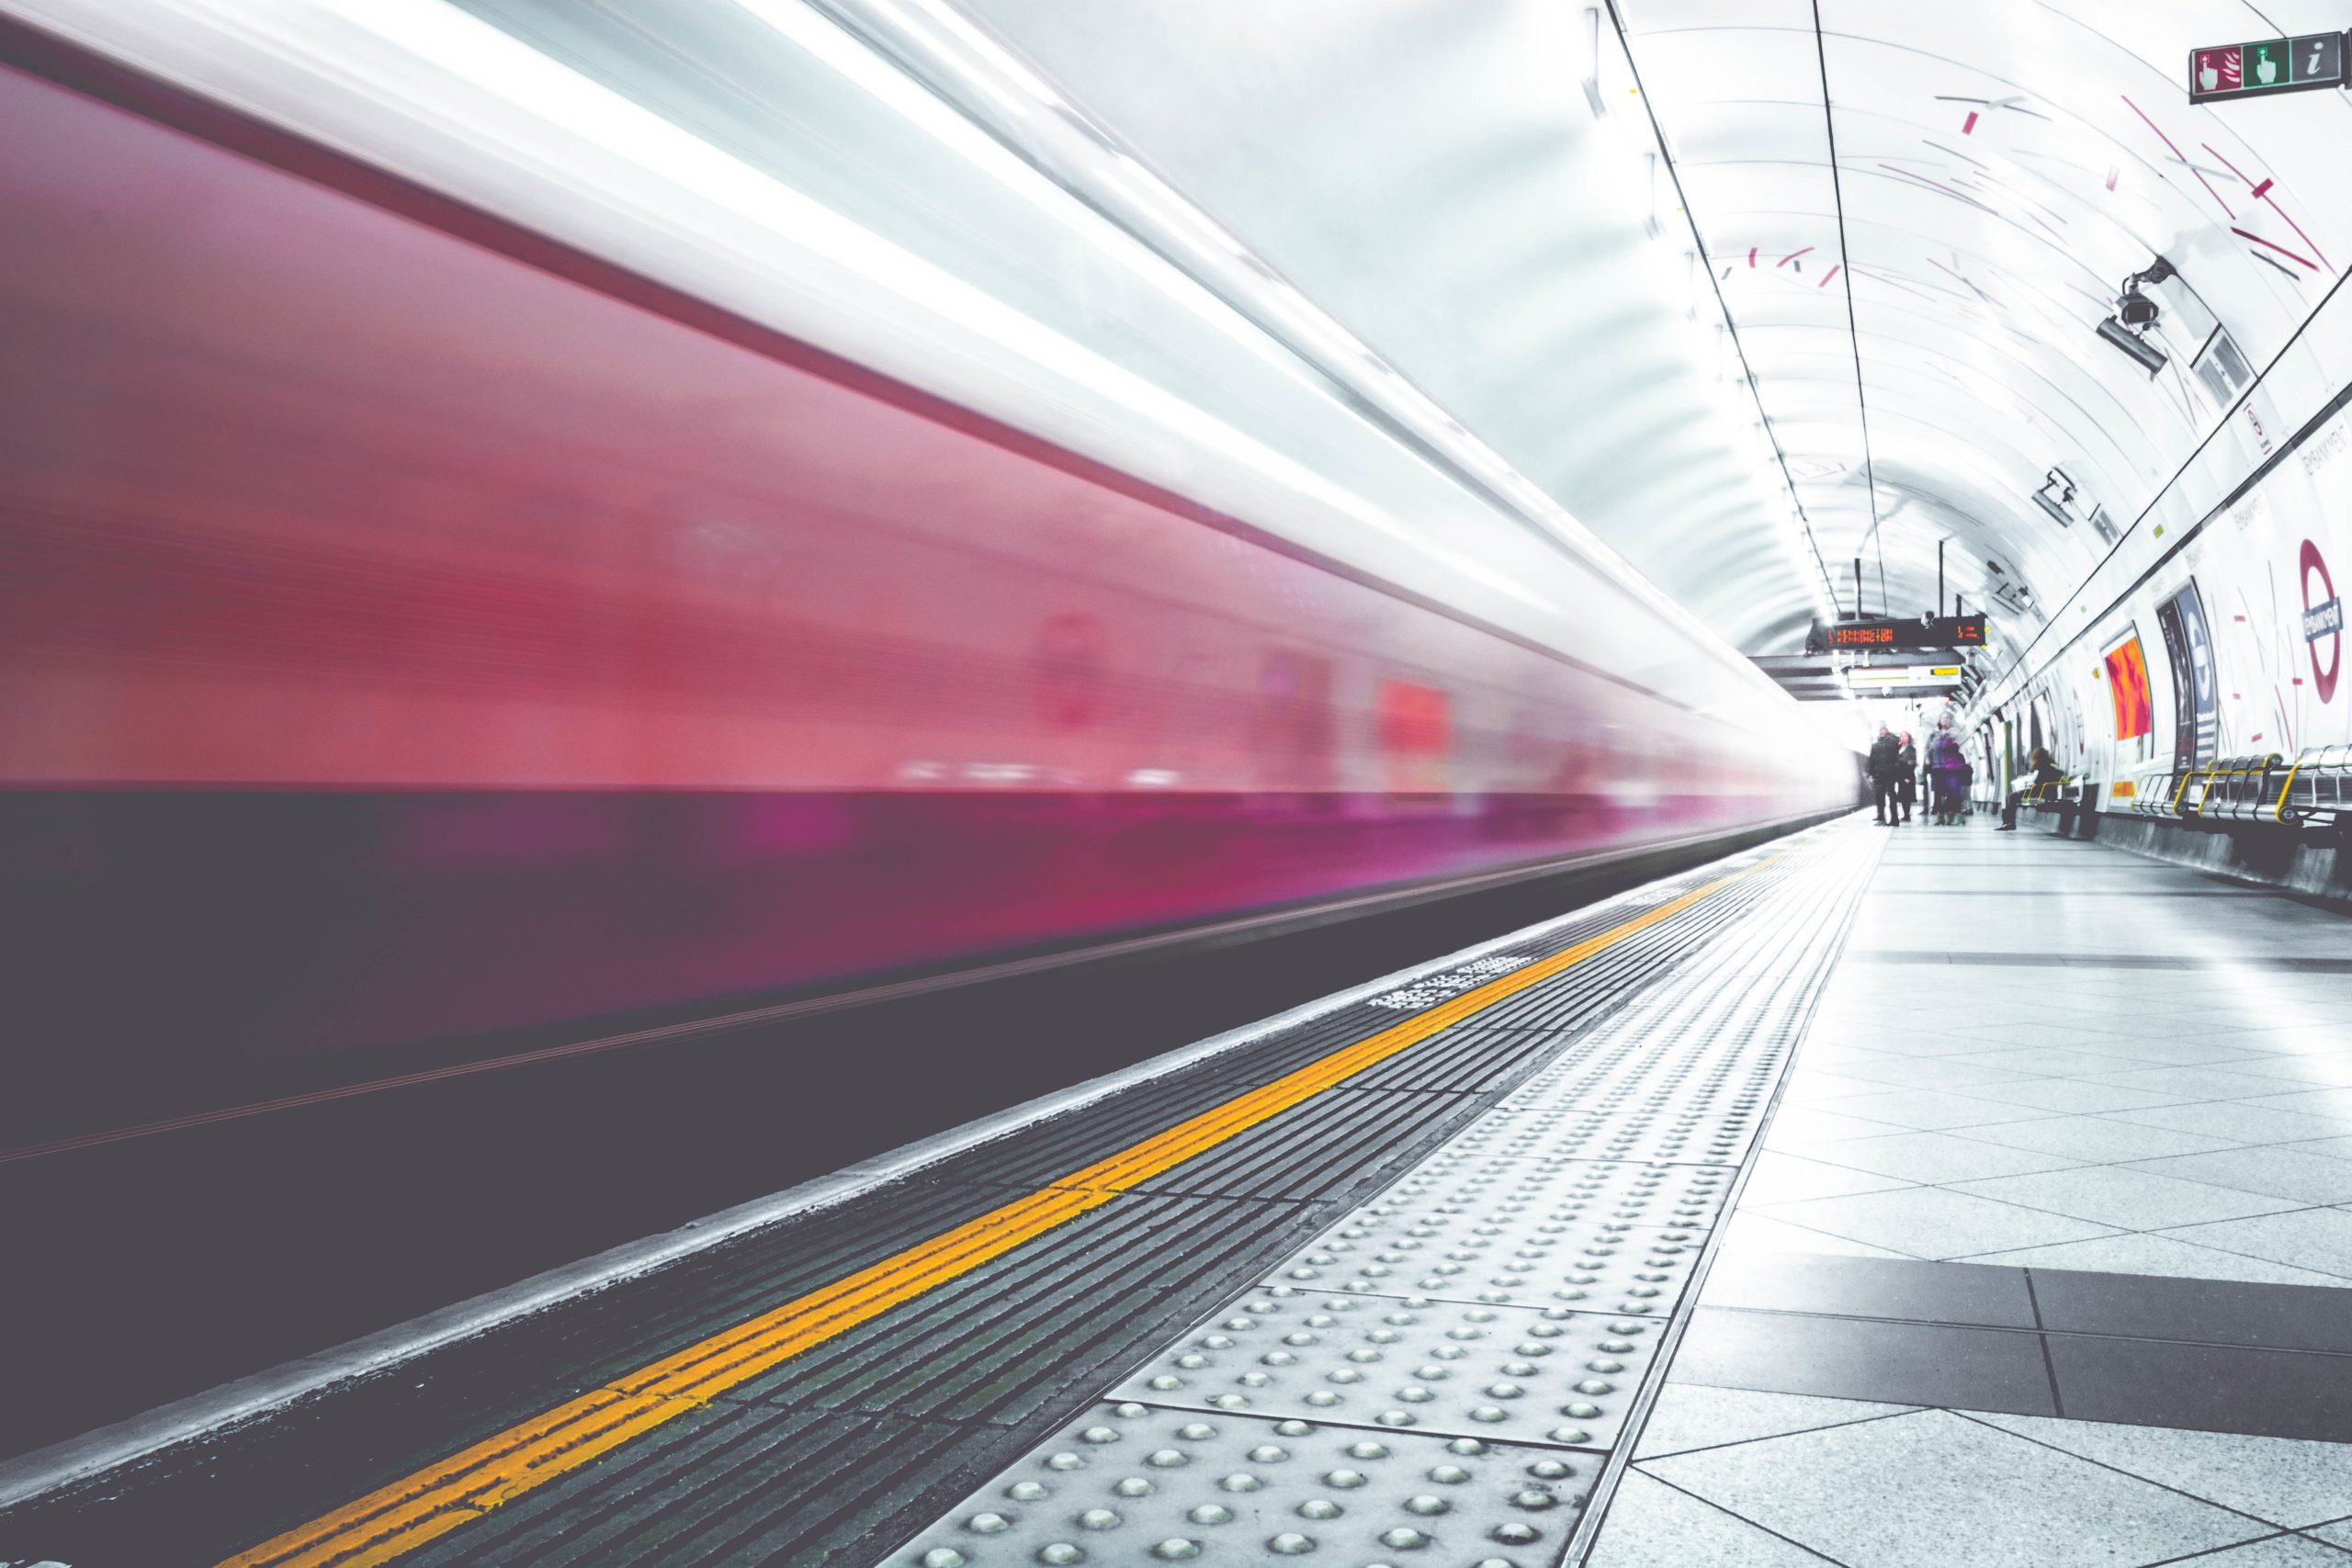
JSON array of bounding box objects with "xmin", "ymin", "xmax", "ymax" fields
[{"xmin": 2191, "ymin": 33, "xmax": 2346, "ymax": 102}]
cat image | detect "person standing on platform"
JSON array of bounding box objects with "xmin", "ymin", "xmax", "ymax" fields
[
  {"xmin": 1867, "ymin": 725, "xmax": 1903, "ymax": 826},
  {"xmin": 1925, "ymin": 718, "xmax": 1965, "ymax": 824},
  {"xmin": 1896, "ymin": 732, "xmax": 1919, "ymax": 824}
]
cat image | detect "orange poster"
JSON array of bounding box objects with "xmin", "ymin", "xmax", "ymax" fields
[{"xmin": 2104, "ymin": 635, "xmax": 2153, "ymax": 740}]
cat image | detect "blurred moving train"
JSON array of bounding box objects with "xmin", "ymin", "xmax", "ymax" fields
[{"xmin": 0, "ymin": 4, "xmax": 1851, "ymax": 1143}]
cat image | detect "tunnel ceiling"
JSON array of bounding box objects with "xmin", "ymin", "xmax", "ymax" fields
[
  {"xmin": 1619, "ymin": 0, "xmax": 2352, "ymax": 662},
  {"xmin": 963, "ymin": 0, "xmax": 2352, "ymax": 665},
  {"xmin": 957, "ymin": 0, "xmax": 1836, "ymax": 658}
]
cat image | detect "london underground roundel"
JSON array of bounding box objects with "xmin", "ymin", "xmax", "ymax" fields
[{"xmin": 2304, "ymin": 538, "xmax": 2342, "ymax": 704}]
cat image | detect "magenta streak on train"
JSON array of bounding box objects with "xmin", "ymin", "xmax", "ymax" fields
[{"xmin": 0, "ymin": 48, "xmax": 1844, "ymax": 1141}]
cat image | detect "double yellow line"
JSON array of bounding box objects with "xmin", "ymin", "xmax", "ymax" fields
[{"xmin": 225, "ymin": 863, "xmax": 1758, "ymax": 1568}]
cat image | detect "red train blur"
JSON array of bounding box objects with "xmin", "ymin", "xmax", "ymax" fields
[{"xmin": 0, "ymin": 28, "xmax": 1842, "ymax": 1143}]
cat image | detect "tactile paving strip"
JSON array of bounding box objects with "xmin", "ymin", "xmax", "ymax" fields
[
  {"xmin": 868, "ymin": 820, "xmax": 1884, "ymax": 1567},
  {"xmin": 1108, "ymin": 1291, "xmax": 1660, "ymax": 1450},
  {"xmin": 1256, "ymin": 1157, "xmax": 1725, "ymax": 1315},
  {"xmin": 891, "ymin": 1401, "xmax": 1591, "ymax": 1567}
]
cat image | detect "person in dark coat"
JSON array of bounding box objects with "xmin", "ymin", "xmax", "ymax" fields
[
  {"xmin": 1866, "ymin": 725, "xmax": 1903, "ymax": 826},
  {"xmin": 1999, "ymin": 745, "xmax": 2063, "ymax": 830},
  {"xmin": 1926, "ymin": 718, "xmax": 1967, "ymax": 824},
  {"xmin": 1896, "ymin": 732, "xmax": 1919, "ymax": 823}
]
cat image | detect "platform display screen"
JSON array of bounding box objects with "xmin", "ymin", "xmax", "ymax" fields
[{"xmin": 1825, "ymin": 615, "xmax": 1986, "ymax": 650}]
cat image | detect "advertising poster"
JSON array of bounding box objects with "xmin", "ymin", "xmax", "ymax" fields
[{"xmin": 2102, "ymin": 633, "xmax": 2154, "ymax": 741}]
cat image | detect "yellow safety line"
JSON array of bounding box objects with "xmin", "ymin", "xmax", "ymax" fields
[{"xmin": 219, "ymin": 856, "xmax": 1773, "ymax": 1568}]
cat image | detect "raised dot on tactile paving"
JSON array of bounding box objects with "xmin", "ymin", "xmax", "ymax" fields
[
  {"xmin": 1008, "ymin": 1481, "xmax": 1048, "ymax": 1502},
  {"xmin": 1037, "ymin": 1547, "xmax": 1083, "ymax": 1566},
  {"xmin": 1269, "ymin": 1533, "xmax": 1316, "ymax": 1555},
  {"xmin": 1148, "ymin": 1450, "xmax": 1188, "ymax": 1468},
  {"xmin": 1429, "ymin": 1464, "xmax": 1471, "ymax": 1484},
  {"xmin": 1114, "ymin": 1478, "xmax": 1152, "ymax": 1498},
  {"xmin": 1078, "ymin": 1509, "xmax": 1120, "ymax": 1530},
  {"xmin": 921, "ymin": 1551, "xmax": 965, "ymax": 1568},
  {"xmin": 1187, "ymin": 1504, "xmax": 1231, "ymax": 1526},
  {"xmin": 1151, "ymin": 1542, "xmax": 1199, "ymax": 1562},
  {"xmin": 1220, "ymin": 1472, "xmax": 1261, "ymax": 1493},
  {"xmin": 1297, "ymin": 1499, "xmax": 1341, "ymax": 1519},
  {"xmin": 968, "ymin": 1513, "xmax": 1011, "ymax": 1534}
]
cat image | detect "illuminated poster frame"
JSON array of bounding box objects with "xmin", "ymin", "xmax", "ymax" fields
[{"xmin": 2154, "ymin": 582, "xmax": 2220, "ymax": 770}]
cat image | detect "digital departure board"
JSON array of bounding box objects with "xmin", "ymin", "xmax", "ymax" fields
[
  {"xmin": 1825, "ymin": 615, "xmax": 1986, "ymax": 650},
  {"xmin": 1829, "ymin": 623, "xmax": 1896, "ymax": 648}
]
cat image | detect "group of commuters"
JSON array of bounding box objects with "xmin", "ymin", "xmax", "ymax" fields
[
  {"xmin": 1865, "ymin": 719, "xmax": 2067, "ymax": 830},
  {"xmin": 1865, "ymin": 717, "xmax": 1975, "ymax": 826}
]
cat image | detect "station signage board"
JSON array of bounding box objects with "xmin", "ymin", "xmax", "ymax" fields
[
  {"xmin": 2190, "ymin": 33, "xmax": 2346, "ymax": 102},
  {"xmin": 1825, "ymin": 615, "xmax": 1987, "ymax": 651}
]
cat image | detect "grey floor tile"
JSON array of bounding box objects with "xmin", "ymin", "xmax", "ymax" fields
[
  {"xmin": 1852, "ymin": 1031, "xmax": 2002, "ymax": 1060},
  {"xmin": 1817, "ymin": 1090, "xmax": 2064, "ymax": 1134},
  {"xmin": 2233, "ymin": 1058, "xmax": 2352, "ymax": 1088},
  {"xmin": 1829, "ymin": 1056, "xmax": 2061, "ymax": 1091},
  {"xmin": 1668, "ymin": 1308, "xmax": 2056, "ymax": 1413},
  {"xmin": 1755, "ymin": 1186, "xmax": 2117, "ymax": 1259},
  {"xmin": 2246, "ymin": 1089, "xmax": 2352, "ymax": 1122},
  {"xmin": 1737, "ymin": 1151, "xmax": 1916, "ymax": 1206},
  {"xmin": 1963, "ymin": 1412, "xmax": 2352, "ymax": 1528},
  {"xmin": 1943, "ymin": 1049, "xmax": 2153, "ymax": 1078},
  {"xmin": 2079, "ymin": 1066, "xmax": 2341, "ymax": 1101},
  {"xmin": 2048, "ymin": 1334, "xmax": 2352, "ymax": 1443},
  {"xmin": 2161, "ymin": 1209, "xmax": 2352, "ymax": 1278},
  {"xmin": 2283, "ymin": 1136, "xmax": 2352, "ymax": 1163},
  {"xmin": 2124, "ymin": 1148, "xmax": 2352, "ymax": 1206},
  {"xmin": 1781, "ymin": 1069, "xmax": 1911, "ymax": 1103},
  {"xmin": 2080, "ymin": 1041, "xmax": 2309, "ymax": 1068},
  {"xmin": 1962, "ymin": 1232, "xmax": 2352, "ymax": 1286},
  {"xmin": 2110, "ymin": 1103, "xmax": 2352, "ymax": 1146},
  {"xmin": 1642, "ymin": 1409, "xmax": 2267, "ymax": 1568},
  {"xmin": 1587, "ymin": 1470, "xmax": 1843, "ymax": 1567},
  {"xmin": 1949, "ymin": 1168, "xmax": 2304, "ymax": 1230},
  {"xmin": 1803, "ymin": 1046, "xmax": 1909, "ymax": 1071},
  {"xmin": 2178, "ymin": 1533, "xmax": 2352, "ymax": 1563},
  {"xmin": 2030, "ymin": 1268, "xmax": 2352, "ymax": 1353},
  {"xmin": 1716, "ymin": 1210, "xmax": 1919, "ymax": 1259},
  {"xmin": 1804, "ymin": 1129, "xmax": 2087, "ymax": 1183},
  {"xmin": 2311, "ymin": 1519, "xmax": 2352, "ymax": 1550},
  {"xmin": 1957, "ymin": 1078, "xmax": 2207, "ymax": 1115},
  {"xmin": 1634, "ymin": 1384, "xmax": 1917, "ymax": 1459},
  {"xmin": 1764, "ymin": 1106, "xmax": 1920, "ymax": 1145},
  {"xmin": 1701, "ymin": 1252, "xmax": 2037, "ymax": 1328},
  {"xmin": 1955, "ymin": 1115, "xmax": 2244, "ymax": 1163}
]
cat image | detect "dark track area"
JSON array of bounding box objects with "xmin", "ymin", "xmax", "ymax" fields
[{"xmin": 0, "ymin": 818, "xmax": 1821, "ymax": 1465}]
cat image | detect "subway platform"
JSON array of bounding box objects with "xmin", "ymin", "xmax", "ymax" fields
[{"xmin": 6, "ymin": 814, "xmax": 2352, "ymax": 1568}]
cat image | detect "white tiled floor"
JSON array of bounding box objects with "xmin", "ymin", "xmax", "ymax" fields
[
  {"xmin": 1590, "ymin": 1388, "xmax": 2352, "ymax": 1568},
  {"xmin": 1730, "ymin": 819, "xmax": 2352, "ymax": 1280},
  {"xmin": 1588, "ymin": 818, "xmax": 2352, "ymax": 1568}
]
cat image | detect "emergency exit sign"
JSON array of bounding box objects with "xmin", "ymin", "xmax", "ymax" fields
[{"xmin": 2190, "ymin": 33, "xmax": 2346, "ymax": 102}]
